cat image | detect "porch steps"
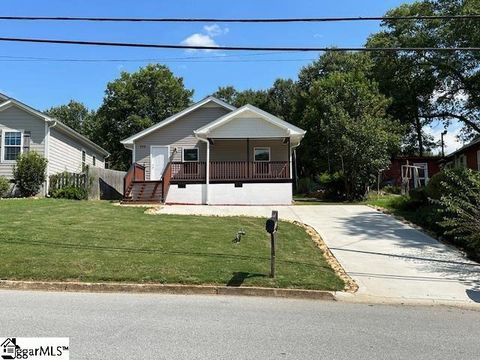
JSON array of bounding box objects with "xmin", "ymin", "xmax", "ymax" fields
[{"xmin": 122, "ymin": 181, "xmax": 163, "ymax": 204}]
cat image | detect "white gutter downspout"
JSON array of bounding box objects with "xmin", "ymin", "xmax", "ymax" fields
[
  {"xmin": 196, "ymin": 134, "xmax": 210, "ymax": 205},
  {"xmin": 45, "ymin": 120, "xmax": 58, "ymax": 196}
]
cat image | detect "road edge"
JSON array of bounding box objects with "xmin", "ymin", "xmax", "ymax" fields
[{"xmin": 0, "ymin": 280, "xmax": 336, "ymax": 301}]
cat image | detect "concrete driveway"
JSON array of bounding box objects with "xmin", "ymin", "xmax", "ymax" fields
[{"xmin": 157, "ymin": 204, "xmax": 480, "ymax": 307}]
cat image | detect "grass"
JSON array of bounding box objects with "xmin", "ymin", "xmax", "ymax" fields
[{"xmin": 0, "ymin": 199, "xmax": 344, "ymax": 291}]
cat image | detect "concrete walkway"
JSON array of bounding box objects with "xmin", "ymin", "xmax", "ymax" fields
[{"xmin": 157, "ymin": 204, "xmax": 480, "ymax": 307}]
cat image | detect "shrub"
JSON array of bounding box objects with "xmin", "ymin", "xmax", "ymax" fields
[
  {"xmin": 408, "ymin": 187, "xmax": 428, "ymax": 206},
  {"xmin": 51, "ymin": 185, "xmax": 88, "ymax": 200},
  {"xmin": 296, "ymin": 177, "xmax": 316, "ymax": 194},
  {"xmin": 317, "ymin": 172, "xmax": 346, "ymax": 200},
  {"xmin": 13, "ymin": 152, "xmax": 48, "ymax": 197},
  {"xmin": 425, "ymin": 171, "xmax": 448, "ymax": 200},
  {"xmin": 0, "ymin": 176, "xmax": 10, "ymax": 198},
  {"xmin": 436, "ymin": 168, "xmax": 480, "ymax": 259}
]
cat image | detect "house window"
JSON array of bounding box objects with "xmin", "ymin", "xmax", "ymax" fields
[
  {"xmin": 457, "ymin": 154, "xmax": 467, "ymax": 168},
  {"xmin": 183, "ymin": 148, "xmax": 199, "ymax": 162},
  {"xmin": 2, "ymin": 131, "xmax": 22, "ymax": 161},
  {"xmin": 93, "ymin": 156, "xmax": 96, "ymax": 167},
  {"xmin": 182, "ymin": 148, "xmax": 199, "ymax": 175},
  {"xmin": 477, "ymin": 150, "xmax": 480, "ymax": 171},
  {"xmin": 254, "ymin": 147, "xmax": 270, "ymax": 162},
  {"xmin": 82, "ymin": 150, "xmax": 86, "ymax": 171},
  {"xmin": 254, "ymin": 147, "xmax": 271, "ymax": 175}
]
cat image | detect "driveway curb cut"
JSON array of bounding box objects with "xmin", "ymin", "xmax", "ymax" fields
[{"xmin": 0, "ymin": 280, "xmax": 336, "ymax": 301}]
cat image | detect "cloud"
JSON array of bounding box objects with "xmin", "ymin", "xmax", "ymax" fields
[
  {"xmin": 313, "ymin": 33, "xmax": 324, "ymax": 38},
  {"xmin": 181, "ymin": 33, "xmax": 219, "ymax": 51},
  {"xmin": 203, "ymin": 24, "xmax": 229, "ymax": 37},
  {"xmin": 180, "ymin": 24, "xmax": 228, "ymax": 52}
]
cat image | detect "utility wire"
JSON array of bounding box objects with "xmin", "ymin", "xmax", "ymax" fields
[
  {"xmin": 0, "ymin": 37, "xmax": 479, "ymax": 52},
  {"xmin": 0, "ymin": 15, "xmax": 479, "ymax": 22}
]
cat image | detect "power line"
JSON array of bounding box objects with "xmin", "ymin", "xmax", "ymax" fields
[
  {"xmin": 0, "ymin": 37, "xmax": 479, "ymax": 52},
  {"xmin": 0, "ymin": 15, "xmax": 479, "ymax": 22},
  {"xmin": 0, "ymin": 56, "xmax": 316, "ymax": 63}
]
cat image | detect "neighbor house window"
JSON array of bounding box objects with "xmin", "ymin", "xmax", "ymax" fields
[
  {"xmin": 2, "ymin": 131, "xmax": 22, "ymax": 161},
  {"xmin": 93, "ymin": 156, "xmax": 96, "ymax": 166},
  {"xmin": 477, "ymin": 150, "xmax": 480, "ymax": 171},
  {"xmin": 183, "ymin": 148, "xmax": 199, "ymax": 162},
  {"xmin": 254, "ymin": 147, "xmax": 270, "ymax": 162},
  {"xmin": 82, "ymin": 150, "xmax": 86, "ymax": 171}
]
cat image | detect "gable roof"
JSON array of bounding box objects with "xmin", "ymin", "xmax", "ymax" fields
[
  {"xmin": 444, "ymin": 136, "xmax": 480, "ymax": 159},
  {"xmin": 0, "ymin": 94, "xmax": 109, "ymax": 157},
  {"xmin": 121, "ymin": 96, "xmax": 236, "ymax": 145},
  {"xmin": 194, "ymin": 104, "xmax": 306, "ymax": 140}
]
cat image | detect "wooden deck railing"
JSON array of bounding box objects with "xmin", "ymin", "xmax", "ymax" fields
[
  {"xmin": 170, "ymin": 161, "xmax": 289, "ymax": 182},
  {"xmin": 123, "ymin": 163, "xmax": 146, "ymax": 197}
]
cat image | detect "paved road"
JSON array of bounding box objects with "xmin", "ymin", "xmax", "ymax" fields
[
  {"xmin": 1, "ymin": 290, "xmax": 479, "ymax": 359},
  {"xmin": 158, "ymin": 205, "xmax": 480, "ymax": 306}
]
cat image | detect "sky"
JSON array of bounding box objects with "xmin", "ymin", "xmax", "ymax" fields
[{"xmin": 0, "ymin": 0, "xmax": 464, "ymax": 153}]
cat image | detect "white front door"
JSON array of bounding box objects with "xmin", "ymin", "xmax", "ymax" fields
[{"xmin": 151, "ymin": 146, "xmax": 169, "ymax": 180}]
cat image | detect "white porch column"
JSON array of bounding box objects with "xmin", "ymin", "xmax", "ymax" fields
[{"xmin": 205, "ymin": 139, "xmax": 210, "ymax": 205}]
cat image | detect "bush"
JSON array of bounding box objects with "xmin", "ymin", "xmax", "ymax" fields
[
  {"xmin": 317, "ymin": 172, "xmax": 346, "ymax": 201},
  {"xmin": 13, "ymin": 152, "xmax": 48, "ymax": 197},
  {"xmin": 408, "ymin": 187, "xmax": 428, "ymax": 206},
  {"xmin": 0, "ymin": 176, "xmax": 10, "ymax": 198},
  {"xmin": 296, "ymin": 177, "xmax": 317, "ymax": 194},
  {"xmin": 425, "ymin": 171, "xmax": 448, "ymax": 200},
  {"xmin": 51, "ymin": 185, "xmax": 88, "ymax": 200},
  {"xmin": 436, "ymin": 168, "xmax": 480, "ymax": 260}
]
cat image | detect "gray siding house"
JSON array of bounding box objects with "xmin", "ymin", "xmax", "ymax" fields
[
  {"xmin": 0, "ymin": 93, "xmax": 109, "ymax": 194},
  {"xmin": 121, "ymin": 97, "xmax": 306, "ymax": 205}
]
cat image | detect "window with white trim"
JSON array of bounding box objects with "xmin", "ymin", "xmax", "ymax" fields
[
  {"xmin": 183, "ymin": 148, "xmax": 199, "ymax": 162},
  {"xmin": 254, "ymin": 147, "xmax": 271, "ymax": 162},
  {"xmin": 3, "ymin": 131, "xmax": 22, "ymax": 161}
]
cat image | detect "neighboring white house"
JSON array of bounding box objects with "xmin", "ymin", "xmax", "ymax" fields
[
  {"xmin": 121, "ymin": 96, "xmax": 306, "ymax": 205},
  {"xmin": 0, "ymin": 92, "xmax": 110, "ymax": 195}
]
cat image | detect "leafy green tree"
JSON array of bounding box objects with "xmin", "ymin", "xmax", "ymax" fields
[
  {"xmin": 368, "ymin": 0, "xmax": 480, "ymax": 150},
  {"xmin": 212, "ymin": 86, "xmax": 269, "ymax": 109},
  {"xmin": 299, "ymin": 52, "xmax": 402, "ymax": 199},
  {"xmin": 45, "ymin": 100, "xmax": 94, "ymax": 134},
  {"xmin": 13, "ymin": 152, "xmax": 48, "ymax": 197},
  {"xmin": 92, "ymin": 64, "xmax": 193, "ymax": 170}
]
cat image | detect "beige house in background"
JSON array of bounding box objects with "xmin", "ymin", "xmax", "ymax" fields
[
  {"xmin": 121, "ymin": 96, "xmax": 306, "ymax": 205},
  {"xmin": 0, "ymin": 92, "xmax": 109, "ymax": 194}
]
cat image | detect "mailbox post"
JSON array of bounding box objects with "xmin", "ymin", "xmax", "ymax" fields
[{"xmin": 265, "ymin": 210, "xmax": 278, "ymax": 278}]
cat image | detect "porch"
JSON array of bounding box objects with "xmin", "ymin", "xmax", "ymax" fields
[{"xmin": 170, "ymin": 160, "xmax": 291, "ymax": 183}]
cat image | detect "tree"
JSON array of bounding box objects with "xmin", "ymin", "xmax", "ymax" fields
[
  {"xmin": 92, "ymin": 64, "xmax": 193, "ymax": 170},
  {"xmin": 45, "ymin": 100, "xmax": 93, "ymax": 134},
  {"xmin": 368, "ymin": 0, "xmax": 480, "ymax": 151},
  {"xmin": 212, "ymin": 86, "xmax": 269, "ymax": 109},
  {"xmin": 298, "ymin": 52, "xmax": 402, "ymax": 199}
]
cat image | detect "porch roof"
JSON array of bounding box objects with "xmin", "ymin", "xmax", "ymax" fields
[{"xmin": 193, "ymin": 104, "xmax": 306, "ymax": 144}]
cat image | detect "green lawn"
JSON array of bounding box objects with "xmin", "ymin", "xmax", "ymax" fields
[{"xmin": 0, "ymin": 199, "xmax": 344, "ymax": 290}]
